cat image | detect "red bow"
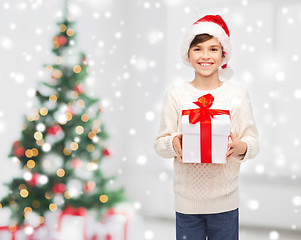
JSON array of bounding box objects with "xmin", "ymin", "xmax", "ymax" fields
[
  {"xmin": 182, "ymin": 94, "xmax": 230, "ymax": 163},
  {"xmin": 182, "ymin": 94, "xmax": 229, "ymax": 124}
]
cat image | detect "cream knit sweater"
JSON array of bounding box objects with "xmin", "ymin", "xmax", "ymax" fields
[{"xmin": 154, "ymin": 80, "xmax": 259, "ymax": 214}]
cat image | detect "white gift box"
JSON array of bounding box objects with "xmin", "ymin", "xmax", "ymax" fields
[
  {"xmin": 30, "ymin": 225, "xmax": 48, "ymax": 240},
  {"xmin": 93, "ymin": 204, "xmax": 143, "ymax": 240},
  {"xmin": 45, "ymin": 209, "xmax": 97, "ymax": 240},
  {"xmin": 44, "ymin": 207, "xmax": 87, "ymax": 240},
  {"xmin": 0, "ymin": 227, "xmax": 28, "ymax": 240},
  {"xmin": 58, "ymin": 215, "xmax": 85, "ymax": 240},
  {"xmin": 102, "ymin": 214, "xmax": 143, "ymax": 240},
  {"xmin": 181, "ymin": 100, "xmax": 230, "ymax": 164},
  {"xmin": 58, "ymin": 208, "xmax": 87, "ymax": 240}
]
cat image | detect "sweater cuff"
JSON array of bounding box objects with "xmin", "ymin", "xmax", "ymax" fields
[
  {"xmin": 238, "ymin": 137, "xmax": 252, "ymax": 162},
  {"xmin": 167, "ymin": 132, "xmax": 182, "ymax": 157}
]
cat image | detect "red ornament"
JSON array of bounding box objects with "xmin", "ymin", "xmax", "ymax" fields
[
  {"xmin": 58, "ymin": 35, "xmax": 67, "ymax": 46},
  {"xmin": 52, "ymin": 183, "xmax": 66, "ymax": 194},
  {"xmin": 84, "ymin": 181, "xmax": 95, "ymax": 193},
  {"xmin": 14, "ymin": 146, "xmax": 25, "ymax": 157},
  {"xmin": 71, "ymin": 158, "xmax": 82, "ymax": 169},
  {"xmin": 13, "ymin": 141, "xmax": 21, "ymax": 148},
  {"xmin": 67, "ymin": 107, "xmax": 75, "ymax": 116},
  {"xmin": 106, "ymin": 208, "xmax": 115, "ymax": 215},
  {"xmin": 83, "ymin": 57, "xmax": 88, "ymax": 65},
  {"xmin": 102, "ymin": 148, "xmax": 111, "ymax": 156},
  {"xmin": 13, "ymin": 140, "xmax": 25, "ymax": 157},
  {"xmin": 47, "ymin": 125, "xmax": 62, "ymax": 135},
  {"xmin": 73, "ymin": 84, "xmax": 85, "ymax": 94},
  {"xmin": 27, "ymin": 173, "xmax": 39, "ymax": 187}
]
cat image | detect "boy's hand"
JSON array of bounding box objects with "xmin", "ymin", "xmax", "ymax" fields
[
  {"xmin": 226, "ymin": 132, "xmax": 247, "ymax": 160},
  {"xmin": 172, "ymin": 134, "xmax": 183, "ymax": 162}
]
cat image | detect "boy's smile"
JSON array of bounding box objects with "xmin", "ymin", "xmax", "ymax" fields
[{"xmin": 198, "ymin": 62, "xmax": 214, "ymax": 67}]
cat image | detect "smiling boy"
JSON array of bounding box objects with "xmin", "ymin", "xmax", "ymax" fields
[{"xmin": 154, "ymin": 15, "xmax": 259, "ymax": 240}]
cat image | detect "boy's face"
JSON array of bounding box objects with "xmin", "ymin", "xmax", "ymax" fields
[{"xmin": 187, "ymin": 37, "xmax": 224, "ymax": 78}]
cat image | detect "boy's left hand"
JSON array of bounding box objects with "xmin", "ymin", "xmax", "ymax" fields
[{"xmin": 226, "ymin": 132, "xmax": 247, "ymax": 160}]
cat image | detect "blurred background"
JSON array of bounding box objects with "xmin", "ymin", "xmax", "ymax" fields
[{"xmin": 0, "ymin": 0, "xmax": 301, "ymax": 239}]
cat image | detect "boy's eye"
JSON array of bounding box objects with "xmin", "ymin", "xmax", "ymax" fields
[
  {"xmin": 211, "ymin": 48, "xmax": 218, "ymax": 51},
  {"xmin": 194, "ymin": 48, "xmax": 200, "ymax": 51}
]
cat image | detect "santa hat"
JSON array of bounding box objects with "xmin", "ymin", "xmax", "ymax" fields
[{"xmin": 181, "ymin": 15, "xmax": 233, "ymax": 80}]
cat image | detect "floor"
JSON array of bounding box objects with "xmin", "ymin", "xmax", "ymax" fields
[{"xmin": 143, "ymin": 217, "xmax": 301, "ymax": 240}]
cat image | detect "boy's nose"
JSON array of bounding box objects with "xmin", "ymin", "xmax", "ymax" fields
[{"xmin": 202, "ymin": 52, "xmax": 210, "ymax": 59}]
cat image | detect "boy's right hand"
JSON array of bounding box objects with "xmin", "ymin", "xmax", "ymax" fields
[{"xmin": 172, "ymin": 134, "xmax": 183, "ymax": 162}]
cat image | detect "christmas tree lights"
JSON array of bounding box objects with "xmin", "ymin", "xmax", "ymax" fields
[{"xmin": 0, "ymin": 0, "xmax": 126, "ymax": 227}]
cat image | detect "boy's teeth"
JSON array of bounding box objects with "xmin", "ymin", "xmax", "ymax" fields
[{"xmin": 199, "ymin": 63, "xmax": 212, "ymax": 66}]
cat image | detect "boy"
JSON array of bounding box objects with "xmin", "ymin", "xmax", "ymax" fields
[{"xmin": 154, "ymin": 15, "xmax": 259, "ymax": 240}]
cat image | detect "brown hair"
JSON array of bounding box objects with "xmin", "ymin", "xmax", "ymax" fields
[
  {"xmin": 188, "ymin": 34, "xmax": 225, "ymax": 57},
  {"xmin": 189, "ymin": 34, "xmax": 213, "ymax": 49}
]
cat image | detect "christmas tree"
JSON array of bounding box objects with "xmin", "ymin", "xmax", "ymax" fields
[{"xmin": 0, "ymin": 0, "xmax": 126, "ymax": 227}]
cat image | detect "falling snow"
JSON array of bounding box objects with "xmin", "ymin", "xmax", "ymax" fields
[
  {"xmin": 0, "ymin": 0, "xmax": 301, "ymax": 239},
  {"xmin": 136, "ymin": 155, "xmax": 147, "ymax": 165},
  {"xmin": 145, "ymin": 111, "xmax": 155, "ymax": 121},
  {"xmin": 1, "ymin": 37, "xmax": 13, "ymax": 49},
  {"xmin": 144, "ymin": 230, "xmax": 154, "ymax": 239},
  {"xmin": 269, "ymin": 231, "xmax": 279, "ymax": 240}
]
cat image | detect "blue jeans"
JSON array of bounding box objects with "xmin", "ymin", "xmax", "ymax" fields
[{"xmin": 176, "ymin": 208, "xmax": 239, "ymax": 240}]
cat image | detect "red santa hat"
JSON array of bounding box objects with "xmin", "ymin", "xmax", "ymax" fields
[{"xmin": 181, "ymin": 15, "xmax": 233, "ymax": 80}]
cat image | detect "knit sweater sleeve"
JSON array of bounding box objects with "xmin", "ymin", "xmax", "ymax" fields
[
  {"xmin": 233, "ymin": 89, "xmax": 259, "ymax": 162},
  {"xmin": 154, "ymin": 89, "xmax": 182, "ymax": 158}
]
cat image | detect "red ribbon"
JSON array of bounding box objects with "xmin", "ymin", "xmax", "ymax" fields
[
  {"xmin": 0, "ymin": 225, "xmax": 19, "ymax": 240},
  {"xmin": 0, "ymin": 224, "xmax": 43, "ymax": 240},
  {"xmin": 182, "ymin": 94, "xmax": 230, "ymax": 163},
  {"xmin": 57, "ymin": 206, "xmax": 87, "ymax": 240}
]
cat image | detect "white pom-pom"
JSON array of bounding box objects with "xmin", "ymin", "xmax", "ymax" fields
[{"xmin": 219, "ymin": 66, "xmax": 234, "ymax": 80}]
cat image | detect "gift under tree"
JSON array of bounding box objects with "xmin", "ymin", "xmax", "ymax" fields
[{"xmin": 0, "ymin": 0, "xmax": 126, "ymax": 236}]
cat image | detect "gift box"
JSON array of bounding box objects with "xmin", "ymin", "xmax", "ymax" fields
[
  {"xmin": 181, "ymin": 93, "xmax": 231, "ymax": 164},
  {"xmin": 0, "ymin": 225, "xmax": 20, "ymax": 240},
  {"xmin": 0, "ymin": 225, "xmax": 38, "ymax": 240},
  {"xmin": 44, "ymin": 207, "xmax": 97, "ymax": 240},
  {"xmin": 57, "ymin": 206, "xmax": 87, "ymax": 240},
  {"xmin": 29, "ymin": 224, "xmax": 48, "ymax": 240},
  {"xmin": 93, "ymin": 204, "xmax": 143, "ymax": 240}
]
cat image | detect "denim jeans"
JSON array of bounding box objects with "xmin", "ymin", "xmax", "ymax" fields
[{"xmin": 176, "ymin": 208, "xmax": 239, "ymax": 240}]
